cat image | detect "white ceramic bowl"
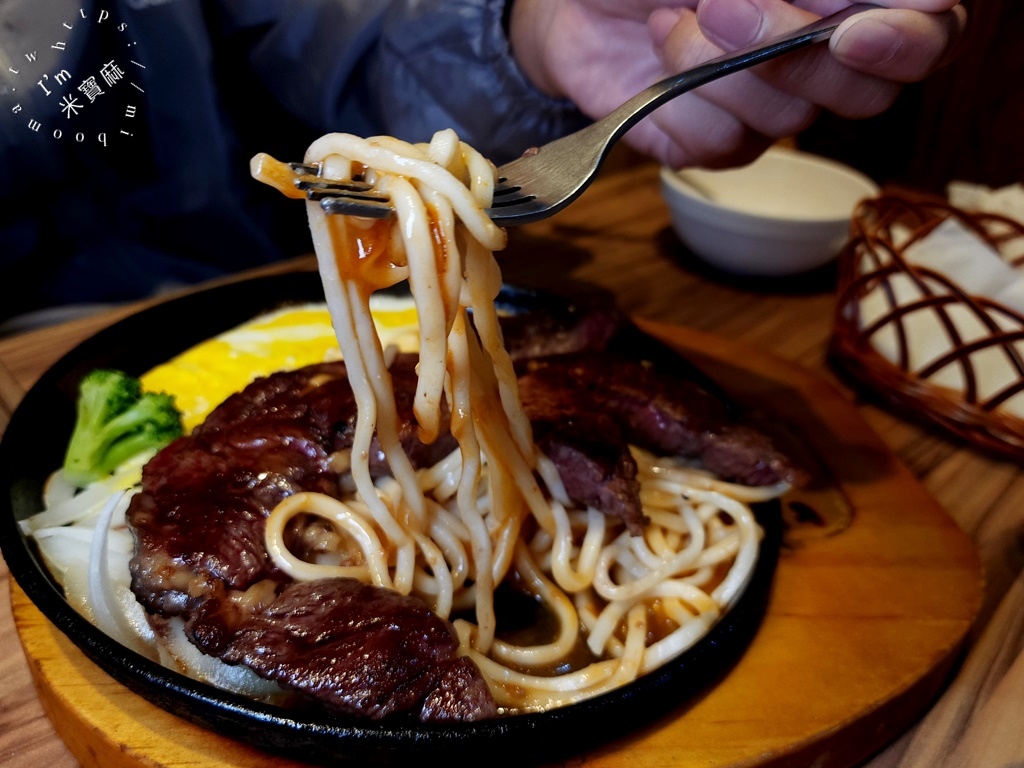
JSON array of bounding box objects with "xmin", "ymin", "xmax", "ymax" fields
[{"xmin": 659, "ymin": 146, "xmax": 879, "ymax": 276}]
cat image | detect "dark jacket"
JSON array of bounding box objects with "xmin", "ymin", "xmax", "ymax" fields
[{"xmin": 0, "ymin": 0, "xmax": 586, "ymax": 322}]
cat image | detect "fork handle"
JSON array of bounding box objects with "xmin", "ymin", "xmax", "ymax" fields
[{"xmin": 596, "ymin": 4, "xmax": 880, "ymax": 156}]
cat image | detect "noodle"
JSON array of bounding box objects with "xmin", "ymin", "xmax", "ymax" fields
[{"xmin": 280, "ymin": 129, "xmax": 542, "ymax": 654}]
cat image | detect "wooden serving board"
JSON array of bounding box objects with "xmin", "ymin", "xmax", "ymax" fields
[{"xmin": 11, "ymin": 321, "xmax": 983, "ymax": 768}]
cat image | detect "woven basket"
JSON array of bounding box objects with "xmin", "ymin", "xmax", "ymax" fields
[{"xmin": 830, "ymin": 192, "xmax": 1024, "ymax": 461}]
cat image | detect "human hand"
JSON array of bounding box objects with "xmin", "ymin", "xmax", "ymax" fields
[{"xmin": 508, "ymin": 0, "xmax": 966, "ymax": 169}]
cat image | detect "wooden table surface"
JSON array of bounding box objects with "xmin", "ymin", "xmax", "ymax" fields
[{"xmin": 2, "ymin": 160, "xmax": 1023, "ymax": 767}]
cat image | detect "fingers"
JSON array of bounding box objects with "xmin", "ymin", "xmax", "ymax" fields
[
  {"xmin": 696, "ymin": 0, "xmax": 819, "ymax": 51},
  {"xmin": 826, "ymin": 0, "xmax": 962, "ymax": 11},
  {"xmin": 512, "ymin": 0, "xmax": 677, "ymax": 104},
  {"xmin": 687, "ymin": 0, "xmax": 965, "ymax": 116},
  {"xmin": 652, "ymin": 9, "xmax": 819, "ymax": 136},
  {"xmin": 631, "ymin": 94, "xmax": 780, "ymax": 170},
  {"xmin": 694, "ymin": 0, "xmax": 966, "ymax": 84},
  {"xmin": 830, "ymin": 5, "xmax": 967, "ymax": 81},
  {"xmin": 585, "ymin": 0, "xmax": 697, "ymax": 16},
  {"xmin": 641, "ymin": 6, "xmax": 821, "ymax": 167},
  {"xmin": 537, "ymin": 0, "xmax": 965, "ymax": 170}
]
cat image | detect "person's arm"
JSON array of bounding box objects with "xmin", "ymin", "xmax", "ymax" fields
[
  {"xmin": 508, "ymin": 0, "xmax": 966, "ymax": 169},
  {"xmin": 228, "ymin": 0, "xmax": 589, "ymax": 163}
]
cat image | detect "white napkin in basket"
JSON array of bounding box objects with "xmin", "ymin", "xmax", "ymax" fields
[
  {"xmin": 857, "ymin": 183, "xmax": 1024, "ymax": 418},
  {"xmin": 948, "ymin": 181, "xmax": 1024, "ymax": 221}
]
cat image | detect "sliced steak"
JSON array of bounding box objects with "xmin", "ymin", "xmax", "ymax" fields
[
  {"xmin": 128, "ymin": 421, "xmax": 336, "ymax": 615},
  {"xmin": 524, "ymin": 351, "xmax": 800, "ymax": 487},
  {"xmin": 498, "ymin": 301, "xmax": 622, "ymax": 361},
  {"xmin": 198, "ymin": 356, "xmax": 457, "ymax": 474},
  {"xmin": 208, "ymin": 578, "xmax": 496, "ymax": 722},
  {"xmin": 127, "ymin": 357, "xmax": 495, "ymax": 722},
  {"xmin": 517, "ymin": 363, "xmax": 645, "ymax": 534}
]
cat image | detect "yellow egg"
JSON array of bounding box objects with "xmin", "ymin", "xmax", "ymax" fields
[{"xmin": 140, "ymin": 296, "xmax": 419, "ymax": 432}]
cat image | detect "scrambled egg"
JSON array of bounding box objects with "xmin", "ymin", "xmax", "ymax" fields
[{"xmin": 140, "ymin": 296, "xmax": 419, "ymax": 432}]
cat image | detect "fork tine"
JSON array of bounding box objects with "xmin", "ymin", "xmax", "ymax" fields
[
  {"xmin": 488, "ymin": 193, "xmax": 536, "ymax": 210},
  {"xmin": 287, "ymin": 162, "xmax": 394, "ymax": 218},
  {"xmin": 486, "ymin": 180, "xmax": 536, "ymax": 217},
  {"xmin": 266, "ymin": 149, "xmax": 537, "ymax": 223},
  {"xmin": 305, "ymin": 172, "xmax": 535, "ymax": 220},
  {"xmin": 297, "ymin": 179, "xmax": 377, "ymax": 194},
  {"xmin": 313, "ymin": 189, "xmax": 536, "ymax": 222},
  {"xmin": 288, "ymin": 162, "xmax": 322, "ymax": 176},
  {"xmin": 492, "ymin": 183, "xmax": 522, "ymax": 198},
  {"xmin": 319, "ymin": 195, "xmax": 395, "ymax": 219}
]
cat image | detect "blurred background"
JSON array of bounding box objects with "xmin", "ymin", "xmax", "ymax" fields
[{"xmin": 798, "ymin": 0, "xmax": 1018, "ymax": 193}]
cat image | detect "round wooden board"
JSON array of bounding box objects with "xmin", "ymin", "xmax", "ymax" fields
[{"xmin": 11, "ymin": 321, "xmax": 983, "ymax": 768}]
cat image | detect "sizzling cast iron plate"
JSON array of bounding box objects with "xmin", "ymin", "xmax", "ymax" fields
[{"xmin": 0, "ymin": 271, "xmax": 780, "ymax": 767}]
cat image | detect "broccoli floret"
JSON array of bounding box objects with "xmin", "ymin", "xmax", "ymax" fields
[{"xmin": 62, "ymin": 368, "xmax": 184, "ymax": 487}]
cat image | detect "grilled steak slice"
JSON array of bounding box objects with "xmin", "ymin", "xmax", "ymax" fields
[
  {"xmin": 420, "ymin": 656, "xmax": 498, "ymax": 722},
  {"xmin": 198, "ymin": 356, "xmax": 457, "ymax": 473},
  {"xmin": 128, "ymin": 421, "xmax": 336, "ymax": 615},
  {"xmin": 499, "ymin": 301, "xmax": 622, "ymax": 361},
  {"xmin": 128, "ymin": 357, "xmax": 496, "ymax": 721},
  {"xmin": 202, "ymin": 578, "xmax": 496, "ymax": 722},
  {"xmin": 524, "ymin": 351, "xmax": 799, "ymax": 487},
  {"xmin": 517, "ymin": 365, "xmax": 645, "ymax": 534}
]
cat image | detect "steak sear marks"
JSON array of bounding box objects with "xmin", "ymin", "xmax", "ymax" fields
[
  {"xmin": 127, "ymin": 356, "xmax": 494, "ymax": 721},
  {"xmin": 524, "ymin": 351, "xmax": 800, "ymax": 488},
  {"xmin": 499, "ymin": 301, "xmax": 622, "ymax": 361},
  {"xmin": 518, "ymin": 365, "xmax": 645, "ymax": 534},
  {"xmin": 213, "ymin": 579, "xmax": 496, "ymax": 722}
]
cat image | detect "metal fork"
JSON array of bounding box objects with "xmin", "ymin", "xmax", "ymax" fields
[{"xmin": 295, "ymin": 3, "xmax": 879, "ymax": 226}]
